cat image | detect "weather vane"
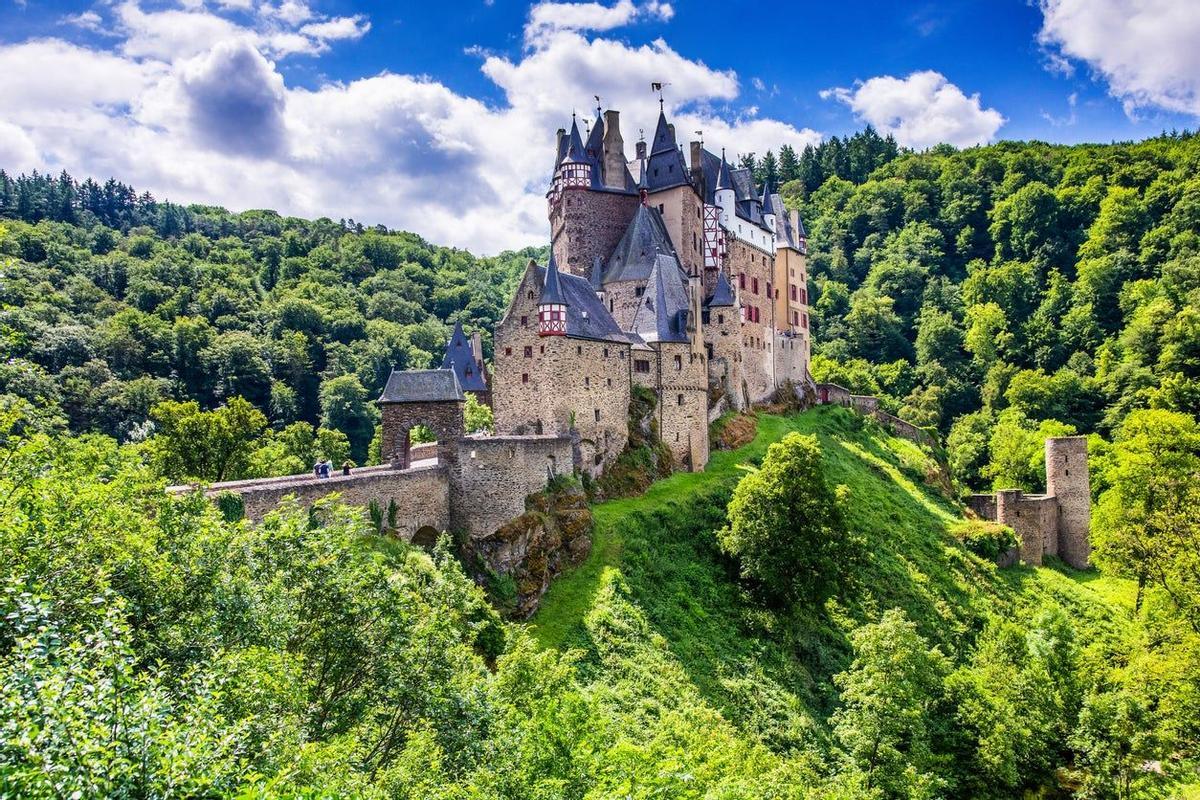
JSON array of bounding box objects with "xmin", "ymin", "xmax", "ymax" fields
[{"xmin": 651, "ymin": 81, "xmax": 669, "ymax": 109}]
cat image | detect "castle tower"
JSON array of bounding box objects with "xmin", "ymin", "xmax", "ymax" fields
[{"xmin": 1045, "ymin": 436, "xmax": 1091, "ymax": 569}]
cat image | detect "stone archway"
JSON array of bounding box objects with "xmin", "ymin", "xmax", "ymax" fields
[
  {"xmin": 411, "ymin": 525, "xmax": 441, "ymax": 549},
  {"xmin": 378, "ymin": 370, "xmax": 466, "ymax": 470}
]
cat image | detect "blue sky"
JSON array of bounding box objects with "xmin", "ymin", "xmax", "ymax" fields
[{"xmin": 1, "ymin": 0, "xmax": 1198, "ymax": 252}]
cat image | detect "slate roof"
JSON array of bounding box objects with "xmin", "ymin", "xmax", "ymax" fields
[
  {"xmin": 602, "ymin": 203, "xmax": 681, "ymax": 284},
  {"xmin": 440, "ymin": 320, "xmax": 488, "ymax": 392},
  {"xmin": 642, "ymin": 110, "xmax": 691, "ymax": 192},
  {"xmin": 630, "ymin": 255, "xmax": 692, "ymax": 343},
  {"xmin": 707, "ymin": 269, "xmax": 736, "ymax": 307},
  {"xmin": 540, "ymin": 254, "xmax": 567, "ymax": 305},
  {"xmin": 761, "ymin": 183, "xmax": 776, "ymax": 216},
  {"xmin": 532, "ymin": 263, "xmax": 633, "ymax": 344},
  {"xmin": 379, "ymin": 369, "xmax": 464, "ymax": 403}
]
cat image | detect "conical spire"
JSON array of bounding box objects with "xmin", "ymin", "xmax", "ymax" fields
[
  {"xmin": 563, "ymin": 116, "xmax": 586, "ymax": 163},
  {"xmin": 715, "ymin": 150, "xmax": 734, "ymax": 191},
  {"xmin": 761, "ymin": 182, "xmax": 776, "ymax": 215},
  {"xmin": 541, "ymin": 254, "xmax": 567, "ymax": 305},
  {"xmin": 650, "ymin": 109, "xmax": 675, "ymax": 155}
]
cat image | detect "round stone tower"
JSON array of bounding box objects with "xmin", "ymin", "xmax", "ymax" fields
[{"xmin": 1045, "ymin": 436, "xmax": 1091, "ymax": 569}]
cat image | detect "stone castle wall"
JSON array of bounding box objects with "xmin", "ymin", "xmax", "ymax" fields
[
  {"xmin": 550, "ymin": 188, "xmax": 639, "ymax": 278},
  {"xmin": 451, "ymin": 434, "xmax": 574, "ymax": 538},
  {"xmin": 493, "ymin": 266, "xmax": 631, "ymax": 475},
  {"xmin": 192, "ymin": 463, "xmax": 451, "ymax": 538},
  {"xmin": 963, "ymin": 437, "xmax": 1092, "ymax": 569},
  {"xmin": 646, "ymin": 185, "xmax": 705, "ymax": 276},
  {"xmin": 655, "ymin": 341, "xmax": 710, "ymax": 470},
  {"xmin": 705, "ymin": 306, "xmax": 746, "ymax": 410}
]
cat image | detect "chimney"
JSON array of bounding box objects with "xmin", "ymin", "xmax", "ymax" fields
[
  {"xmin": 667, "ymin": 123, "xmax": 675, "ymax": 143},
  {"xmin": 602, "ymin": 109, "xmax": 626, "ymax": 190},
  {"xmin": 690, "ymin": 141, "xmax": 703, "ymax": 187},
  {"xmin": 636, "ymin": 139, "xmax": 647, "ymax": 159},
  {"xmin": 554, "ymin": 127, "xmax": 566, "ymax": 166},
  {"xmin": 470, "ymin": 331, "xmax": 484, "ymax": 364}
]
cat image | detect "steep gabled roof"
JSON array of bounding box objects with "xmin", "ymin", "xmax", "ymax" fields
[
  {"xmin": 379, "ymin": 368, "xmax": 464, "ymax": 403},
  {"xmin": 602, "ymin": 203, "xmax": 680, "ymax": 284},
  {"xmin": 563, "ymin": 117, "xmax": 586, "ymax": 163},
  {"xmin": 707, "ymin": 269, "xmax": 736, "ymax": 307},
  {"xmin": 440, "ymin": 321, "xmax": 488, "ymax": 392},
  {"xmin": 540, "ymin": 254, "xmax": 567, "ymax": 305},
  {"xmin": 649, "ymin": 110, "xmax": 675, "ymax": 155},
  {"xmin": 642, "ymin": 109, "xmax": 691, "ymax": 192},
  {"xmin": 761, "ymin": 183, "xmax": 776, "ymax": 216},
  {"xmin": 532, "ymin": 263, "xmax": 632, "ymax": 343},
  {"xmin": 630, "ymin": 255, "xmax": 692, "ymax": 343}
]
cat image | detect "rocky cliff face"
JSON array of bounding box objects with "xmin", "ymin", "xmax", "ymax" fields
[{"xmin": 467, "ymin": 480, "xmax": 592, "ymax": 618}]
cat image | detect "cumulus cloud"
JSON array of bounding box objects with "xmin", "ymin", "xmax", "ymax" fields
[
  {"xmin": 178, "ymin": 40, "xmax": 288, "ymax": 157},
  {"xmin": 823, "ymin": 70, "xmax": 1004, "ymax": 149},
  {"xmin": 525, "ymin": 0, "xmax": 672, "ymax": 44},
  {"xmin": 1037, "ymin": 0, "xmax": 1200, "ymax": 117},
  {"xmin": 0, "ymin": 0, "xmax": 819, "ymax": 253}
]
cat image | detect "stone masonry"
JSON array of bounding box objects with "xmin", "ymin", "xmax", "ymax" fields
[{"xmin": 966, "ymin": 436, "xmax": 1092, "ymax": 568}]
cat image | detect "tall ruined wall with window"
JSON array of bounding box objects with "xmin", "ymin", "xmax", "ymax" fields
[{"xmin": 654, "ymin": 340, "xmax": 710, "ymax": 470}]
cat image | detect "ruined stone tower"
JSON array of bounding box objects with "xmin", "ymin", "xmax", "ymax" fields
[{"xmin": 1045, "ymin": 435, "xmax": 1091, "ymax": 569}]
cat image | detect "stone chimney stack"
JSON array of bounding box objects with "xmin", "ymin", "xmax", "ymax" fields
[
  {"xmin": 554, "ymin": 127, "xmax": 566, "ymax": 166},
  {"xmin": 690, "ymin": 141, "xmax": 703, "ymax": 189},
  {"xmin": 636, "ymin": 139, "xmax": 647, "ymax": 159},
  {"xmin": 602, "ymin": 109, "xmax": 626, "ymax": 190},
  {"xmin": 667, "ymin": 123, "xmax": 675, "ymax": 143}
]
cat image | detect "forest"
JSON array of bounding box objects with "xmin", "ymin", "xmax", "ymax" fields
[{"xmin": 0, "ymin": 130, "xmax": 1198, "ymax": 798}]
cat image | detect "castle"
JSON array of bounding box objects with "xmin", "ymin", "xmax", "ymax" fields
[
  {"xmin": 490, "ymin": 105, "xmax": 812, "ymax": 475},
  {"xmin": 180, "ymin": 103, "xmax": 1090, "ymax": 586}
]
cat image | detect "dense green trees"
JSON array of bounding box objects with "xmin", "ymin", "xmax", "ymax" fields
[
  {"xmin": 0, "ymin": 171, "xmax": 539, "ymax": 480},
  {"xmin": 785, "ymin": 131, "xmax": 1200, "ymax": 491}
]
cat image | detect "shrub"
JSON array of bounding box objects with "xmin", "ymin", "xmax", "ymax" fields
[{"xmin": 950, "ymin": 520, "xmax": 1017, "ymax": 560}]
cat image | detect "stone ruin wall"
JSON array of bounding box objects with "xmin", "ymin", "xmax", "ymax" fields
[
  {"xmin": 996, "ymin": 490, "xmax": 1059, "ymax": 567},
  {"xmin": 654, "ymin": 341, "xmax": 710, "ymax": 470}
]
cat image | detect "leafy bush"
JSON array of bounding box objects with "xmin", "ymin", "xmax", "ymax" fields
[{"xmin": 950, "ymin": 519, "xmax": 1018, "ymax": 560}]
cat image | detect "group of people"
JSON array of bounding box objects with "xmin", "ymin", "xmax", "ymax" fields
[{"xmin": 313, "ymin": 459, "xmax": 354, "ymax": 479}]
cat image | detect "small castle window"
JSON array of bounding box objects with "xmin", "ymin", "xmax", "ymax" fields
[
  {"xmin": 594, "ymin": 453, "xmax": 603, "ymax": 466},
  {"xmin": 603, "ymin": 348, "xmax": 609, "ymax": 357},
  {"xmin": 607, "ymin": 378, "xmax": 612, "ymax": 386},
  {"xmin": 674, "ymin": 355, "xmax": 682, "ymax": 370},
  {"xmin": 521, "ymin": 315, "xmax": 528, "ymax": 327},
  {"xmin": 505, "ymin": 347, "xmax": 512, "ymax": 356},
  {"xmin": 577, "ymin": 345, "xmax": 582, "ymax": 355},
  {"xmin": 677, "ymin": 394, "xmax": 684, "ymax": 406},
  {"xmin": 522, "ymin": 373, "xmax": 529, "ymax": 384},
  {"xmin": 540, "ymin": 345, "xmax": 545, "ymax": 354},
  {"xmin": 524, "ymin": 346, "xmax": 533, "ymax": 358},
  {"xmin": 585, "ymin": 377, "xmax": 590, "ymax": 388},
  {"xmin": 634, "ymin": 359, "xmax": 650, "ymax": 373},
  {"xmin": 675, "ymin": 432, "xmax": 680, "ymax": 441},
  {"xmin": 465, "ymin": 366, "xmax": 473, "ymax": 375},
  {"xmin": 718, "ymin": 313, "xmax": 724, "ymax": 324},
  {"xmin": 528, "ymin": 290, "xmax": 534, "ymax": 300},
  {"xmin": 619, "ymin": 351, "xmax": 625, "ymax": 360},
  {"xmin": 636, "ymin": 287, "xmax": 645, "ymax": 297},
  {"xmin": 594, "ymin": 408, "xmax": 601, "ymax": 421}
]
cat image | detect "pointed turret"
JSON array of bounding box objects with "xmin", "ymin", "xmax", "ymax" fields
[
  {"xmin": 650, "ymin": 109, "xmax": 675, "ymax": 155},
  {"xmin": 557, "ymin": 116, "xmax": 592, "ymax": 188},
  {"xmin": 715, "ymin": 150, "xmax": 736, "ymax": 226},
  {"xmin": 538, "ymin": 256, "xmax": 568, "ymax": 336},
  {"xmin": 761, "ymin": 181, "xmax": 777, "ymax": 233},
  {"xmin": 440, "ymin": 320, "xmax": 488, "ymax": 392},
  {"xmin": 707, "ymin": 269, "xmax": 736, "ymax": 307}
]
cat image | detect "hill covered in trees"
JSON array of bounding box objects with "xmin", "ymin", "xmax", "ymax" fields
[
  {"xmin": 739, "ymin": 129, "xmax": 1200, "ymax": 493},
  {"xmin": 0, "ymin": 169, "xmax": 540, "ymax": 468}
]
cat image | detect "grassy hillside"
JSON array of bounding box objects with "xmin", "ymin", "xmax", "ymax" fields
[{"xmin": 532, "ymin": 405, "xmax": 1139, "ymax": 755}]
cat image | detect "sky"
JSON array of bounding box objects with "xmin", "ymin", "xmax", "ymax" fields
[{"xmin": 1, "ymin": 0, "xmax": 1199, "ymax": 254}]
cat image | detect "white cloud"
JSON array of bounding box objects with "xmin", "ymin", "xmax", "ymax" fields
[
  {"xmin": 1037, "ymin": 0, "xmax": 1200, "ymax": 117},
  {"xmin": 0, "ymin": 0, "xmax": 819, "ymax": 254},
  {"xmin": 823, "ymin": 70, "xmax": 1004, "ymax": 149},
  {"xmin": 299, "ymin": 15, "xmax": 370, "ymax": 42},
  {"xmin": 525, "ymin": 0, "xmax": 672, "ymax": 44},
  {"xmin": 62, "ymin": 10, "xmax": 109, "ymax": 34}
]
